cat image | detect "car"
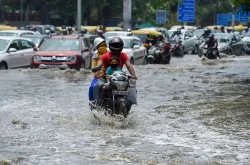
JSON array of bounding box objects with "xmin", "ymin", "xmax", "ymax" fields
[
  {"xmin": 25, "ymin": 25, "xmax": 56, "ymax": 35},
  {"xmin": 103, "ymin": 31, "xmax": 132, "ymax": 39},
  {"xmin": 169, "ymin": 25, "xmax": 197, "ymax": 31},
  {"xmin": 194, "ymin": 29, "xmax": 204, "ymax": 38},
  {"xmin": 21, "ymin": 35, "xmax": 49, "ymax": 48},
  {"xmin": 106, "ymin": 36, "xmax": 147, "ymax": 65},
  {"xmin": 169, "ymin": 29, "xmax": 198, "ymax": 54},
  {"xmin": 0, "ymin": 30, "xmax": 38, "ymax": 37},
  {"xmin": 214, "ymin": 33, "xmax": 245, "ymax": 56},
  {"xmin": 31, "ymin": 35, "xmax": 92, "ymax": 70},
  {"xmin": 0, "ymin": 37, "xmax": 36, "ymax": 69},
  {"xmin": 242, "ymin": 37, "xmax": 250, "ymax": 54},
  {"xmin": 84, "ymin": 34, "xmax": 99, "ymax": 48}
]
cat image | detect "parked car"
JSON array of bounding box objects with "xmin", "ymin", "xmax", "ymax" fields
[
  {"xmin": 0, "ymin": 37, "xmax": 36, "ymax": 69},
  {"xmin": 0, "ymin": 30, "xmax": 37, "ymax": 37},
  {"xmin": 31, "ymin": 35, "xmax": 92, "ymax": 70},
  {"xmin": 106, "ymin": 36, "xmax": 147, "ymax": 65},
  {"xmin": 169, "ymin": 29, "xmax": 198, "ymax": 54},
  {"xmin": 103, "ymin": 31, "xmax": 132, "ymax": 39},
  {"xmin": 214, "ymin": 33, "xmax": 245, "ymax": 56},
  {"xmin": 21, "ymin": 35, "xmax": 49, "ymax": 48}
]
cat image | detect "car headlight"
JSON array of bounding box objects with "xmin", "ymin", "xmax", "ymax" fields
[
  {"xmin": 66, "ymin": 56, "xmax": 77, "ymax": 62},
  {"xmin": 33, "ymin": 55, "xmax": 42, "ymax": 62}
]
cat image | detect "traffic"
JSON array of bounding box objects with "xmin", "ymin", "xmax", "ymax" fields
[{"xmin": 1, "ymin": 0, "xmax": 250, "ymax": 164}]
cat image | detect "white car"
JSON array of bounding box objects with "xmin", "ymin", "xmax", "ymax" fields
[
  {"xmin": 0, "ymin": 37, "xmax": 36, "ymax": 69},
  {"xmin": 103, "ymin": 31, "xmax": 132, "ymax": 39},
  {"xmin": 106, "ymin": 36, "xmax": 147, "ymax": 65},
  {"xmin": 0, "ymin": 30, "xmax": 38, "ymax": 37}
]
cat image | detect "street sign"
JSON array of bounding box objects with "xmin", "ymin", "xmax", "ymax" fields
[
  {"xmin": 238, "ymin": 6, "xmax": 250, "ymax": 23},
  {"xmin": 217, "ymin": 14, "xmax": 228, "ymax": 26},
  {"xmin": 156, "ymin": 10, "xmax": 166, "ymax": 24},
  {"xmin": 178, "ymin": 0, "xmax": 196, "ymax": 23},
  {"xmin": 228, "ymin": 12, "xmax": 240, "ymax": 22}
]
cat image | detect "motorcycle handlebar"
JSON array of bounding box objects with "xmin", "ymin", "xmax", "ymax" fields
[{"xmin": 92, "ymin": 66, "xmax": 101, "ymax": 72}]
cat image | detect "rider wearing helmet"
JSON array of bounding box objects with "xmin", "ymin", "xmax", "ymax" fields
[
  {"xmin": 92, "ymin": 37, "xmax": 137, "ymax": 101},
  {"xmin": 203, "ymin": 33, "xmax": 220, "ymax": 58},
  {"xmin": 221, "ymin": 26, "xmax": 225, "ymax": 33},
  {"xmin": 171, "ymin": 28, "xmax": 182, "ymax": 41},
  {"xmin": 97, "ymin": 30, "xmax": 104, "ymax": 39},
  {"xmin": 89, "ymin": 37, "xmax": 108, "ymax": 101},
  {"xmin": 199, "ymin": 27, "xmax": 211, "ymax": 39},
  {"xmin": 67, "ymin": 26, "xmax": 73, "ymax": 34},
  {"xmin": 242, "ymin": 27, "xmax": 249, "ymax": 37},
  {"xmin": 62, "ymin": 28, "xmax": 67, "ymax": 35},
  {"xmin": 45, "ymin": 29, "xmax": 51, "ymax": 36},
  {"xmin": 226, "ymin": 27, "xmax": 233, "ymax": 34}
]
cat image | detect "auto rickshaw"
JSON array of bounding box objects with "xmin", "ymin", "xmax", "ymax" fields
[
  {"xmin": 0, "ymin": 25, "xmax": 17, "ymax": 31},
  {"xmin": 131, "ymin": 30, "xmax": 163, "ymax": 49}
]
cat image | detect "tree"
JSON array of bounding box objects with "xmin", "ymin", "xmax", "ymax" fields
[{"xmin": 232, "ymin": 0, "xmax": 250, "ymax": 13}]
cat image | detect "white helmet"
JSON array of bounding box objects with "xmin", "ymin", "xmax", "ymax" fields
[{"xmin": 93, "ymin": 37, "xmax": 105, "ymax": 48}]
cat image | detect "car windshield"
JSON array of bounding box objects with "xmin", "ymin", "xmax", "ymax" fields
[
  {"xmin": 194, "ymin": 30, "xmax": 203, "ymax": 37},
  {"xmin": 0, "ymin": 39, "xmax": 10, "ymax": 51},
  {"xmin": 39, "ymin": 39, "xmax": 80, "ymax": 51},
  {"xmin": 133, "ymin": 34, "xmax": 148, "ymax": 43},
  {"xmin": 29, "ymin": 37, "xmax": 42, "ymax": 46},
  {"xmin": 0, "ymin": 32, "xmax": 18, "ymax": 37},
  {"xmin": 106, "ymin": 38, "xmax": 132, "ymax": 48}
]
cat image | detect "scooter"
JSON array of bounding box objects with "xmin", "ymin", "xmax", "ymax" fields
[{"xmin": 147, "ymin": 42, "xmax": 171, "ymax": 64}]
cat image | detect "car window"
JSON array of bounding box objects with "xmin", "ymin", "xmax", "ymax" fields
[
  {"xmin": 82, "ymin": 39, "xmax": 86, "ymax": 48},
  {"xmin": 26, "ymin": 32, "xmax": 35, "ymax": 35},
  {"xmin": 20, "ymin": 33, "xmax": 27, "ymax": 37},
  {"xmin": 189, "ymin": 31, "xmax": 194, "ymax": 37},
  {"xmin": 9, "ymin": 40, "xmax": 20, "ymax": 50},
  {"xmin": 133, "ymin": 40, "xmax": 141, "ymax": 47},
  {"xmin": 20, "ymin": 40, "xmax": 33, "ymax": 49}
]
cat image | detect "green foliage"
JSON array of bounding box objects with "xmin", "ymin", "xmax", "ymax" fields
[{"xmin": 232, "ymin": 0, "xmax": 250, "ymax": 13}]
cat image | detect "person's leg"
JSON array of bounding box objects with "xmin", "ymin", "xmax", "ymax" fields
[{"xmin": 93, "ymin": 80, "xmax": 105, "ymax": 100}]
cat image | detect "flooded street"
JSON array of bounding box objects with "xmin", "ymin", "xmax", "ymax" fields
[{"xmin": 1, "ymin": 55, "xmax": 250, "ymax": 165}]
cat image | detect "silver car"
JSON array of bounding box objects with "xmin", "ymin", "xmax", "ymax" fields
[
  {"xmin": 106, "ymin": 36, "xmax": 147, "ymax": 65},
  {"xmin": 0, "ymin": 37, "xmax": 36, "ymax": 69},
  {"xmin": 0, "ymin": 30, "xmax": 38, "ymax": 37}
]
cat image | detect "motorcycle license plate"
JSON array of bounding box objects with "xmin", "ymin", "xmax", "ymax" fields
[{"xmin": 112, "ymin": 90, "xmax": 129, "ymax": 95}]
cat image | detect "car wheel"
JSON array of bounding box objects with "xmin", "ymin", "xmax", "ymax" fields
[{"xmin": 0, "ymin": 62, "xmax": 7, "ymax": 70}]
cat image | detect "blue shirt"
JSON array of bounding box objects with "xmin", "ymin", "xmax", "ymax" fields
[{"xmin": 105, "ymin": 66, "xmax": 121, "ymax": 75}]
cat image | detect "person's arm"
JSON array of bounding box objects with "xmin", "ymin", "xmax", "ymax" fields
[
  {"xmin": 213, "ymin": 39, "xmax": 218, "ymax": 49},
  {"xmin": 125, "ymin": 60, "xmax": 137, "ymax": 79},
  {"xmin": 92, "ymin": 58, "xmax": 104, "ymax": 72}
]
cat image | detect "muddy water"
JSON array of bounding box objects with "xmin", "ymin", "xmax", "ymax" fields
[{"xmin": 0, "ymin": 55, "xmax": 250, "ymax": 165}]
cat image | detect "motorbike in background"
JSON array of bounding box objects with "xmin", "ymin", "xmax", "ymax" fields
[
  {"xmin": 170, "ymin": 38, "xmax": 184, "ymax": 58},
  {"xmin": 147, "ymin": 41, "xmax": 171, "ymax": 64},
  {"xmin": 202, "ymin": 47, "xmax": 217, "ymax": 59}
]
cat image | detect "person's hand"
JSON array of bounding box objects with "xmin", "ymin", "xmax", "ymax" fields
[{"xmin": 132, "ymin": 76, "xmax": 138, "ymax": 80}]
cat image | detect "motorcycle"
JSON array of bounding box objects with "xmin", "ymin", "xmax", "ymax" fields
[
  {"xmin": 147, "ymin": 42, "xmax": 171, "ymax": 64},
  {"xmin": 90, "ymin": 69, "xmax": 136, "ymax": 119},
  {"xmin": 170, "ymin": 38, "xmax": 184, "ymax": 58},
  {"xmin": 202, "ymin": 47, "xmax": 217, "ymax": 59}
]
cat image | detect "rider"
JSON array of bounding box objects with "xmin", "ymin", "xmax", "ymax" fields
[
  {"xmin": 242, "ymin": 27, "xmax": 249, "ymax": 37},
  {"xmin": 89, "ymin": 38, "xmax": 108, "ymax": 101},
  {"xmin": 31, "ymin": 26, "xmax": 41, "ymax": 35},
  {"xmin": 92, "ymin": 37, "xmax": 137, "ymax": 101},
  {"xmin": 226, "ymin": 27, "xmax": 233, "ymax": 34},
  {"xmin": 203, "ymin": 33, "xmax": 220, "ymax": 58},
  {"xmin": 221, "ymin": 26, "xmax": 226, "ymax": 33},
  {"xmin": 199, "ymin": 27, "xmax": 211, "ymax": 40},
  {"xmin": 171, "ymin": 28, "xmax": 182, "ymax": 40}
]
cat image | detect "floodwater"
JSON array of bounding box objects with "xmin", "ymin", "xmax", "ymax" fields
[{"xmin": 0, "ymin": 55, "xmax": 250, "ymax": 165}]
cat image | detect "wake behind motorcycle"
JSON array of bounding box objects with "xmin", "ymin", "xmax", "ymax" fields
[{"xmin": 90, "ymin": 70, "xmax": 136, "ymax": 119}]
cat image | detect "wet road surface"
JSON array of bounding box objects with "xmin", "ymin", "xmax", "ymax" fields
[{"xmin": 1, "ymin": 55, "xmax": 250, "ymax": 165}]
